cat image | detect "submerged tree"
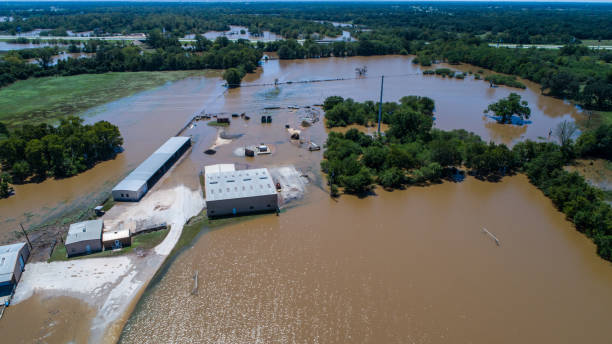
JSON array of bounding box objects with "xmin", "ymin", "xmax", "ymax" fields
[
  {"xmin": 223, "ymin": 68, "xmax": 245, "ymax": 88},
  {"xmin": 554, "ymin": 120, "xmax": 579, "ymax": 146},
  {"xmin": 484, "ymin": 93, "xmax": 531, "ymax": 124}
]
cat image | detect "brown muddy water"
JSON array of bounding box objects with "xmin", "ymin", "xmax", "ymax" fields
[
  {"xmin": 119, "ymin": 176, "xmax": 612, "ymax": 344},
  {"xmin": 0, "ymin": 56, "xmax": 583, "ymax": 241},
  {"xmin": 0, "ymin": 55, "xmax": 599, "ymax": 343},
  {"xmin": 0, "ymin": 294, "xmax": 95, "ymax": 343}
]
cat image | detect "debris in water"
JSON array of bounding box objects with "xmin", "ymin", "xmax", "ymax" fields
[
  {"xmin": 204, "ymin": 149, "xmax": 216, "ymax": 155},
  {"xmin": 308, "ymin": 142, "xmax": 321, "ymax": 151},
  {"xmin": 482, "ymin": 227, "xmax": 500, "ymax": 246}
]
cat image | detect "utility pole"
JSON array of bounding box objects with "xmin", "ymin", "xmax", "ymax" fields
[
  {"xmin": 378, "ymin": 75, "xmax": 384, "ymax": 135},
  {"xmin": 19, "ymin": 223, "xmax": 32, "ymax": 249}
]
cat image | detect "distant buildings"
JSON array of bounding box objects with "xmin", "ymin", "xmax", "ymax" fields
[
  {"xmin": 65, "ymin": 220, "xmax": 103, "ymax": 257},
  {"xmin": 112, "ymin": 137, "xmax": 191, "ymax": 202},
  {"xmin": 0, "ymin": 243, "xmax": 30, "ymax": 298},
  {"xmin": 204, "ymin": 164, "xmax": 278, "ymax": 217}
]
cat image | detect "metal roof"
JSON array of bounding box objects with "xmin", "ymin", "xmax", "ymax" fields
[
  {"xmin": 204, "ymin": 164, "xmax": 235, "ymax": 177},
  {"xmin": 113, "ymin": 137, "xmax": 190, "ymax": 192},
  {"xmin": 65, "ymin": 220, "xmax": 103, "ymax": 245},
  {"xmin": 205, "ymin": 168, "xmax": 277, "ymax": 202},
  {"xmin": 0, "ymin": 242, "xmax": 26, "ymax": 282},
  {"xmin": 102, "ymin": 228, "xmax": 130, "ymax": 242}
]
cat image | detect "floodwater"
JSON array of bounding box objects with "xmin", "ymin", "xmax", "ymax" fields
[
  {"xmin": 119, "ymin": 69, "xmax": 609, "ymax": 343},
  {"xmin": 0, "ymin": 55, "xmax": 599, "ymax": 343},
  {"xmin": 0, "ymin": 41, "xmax": 69, "ymax": 51},
  {"xmin": 185, "ymin": 25, "xmax": 282, "ymax": 42},
  {"xmin": 0, "ymin": 55, "xmax": 584, "ymax": 242},
  {"xmin": 0, "ymin": 294, "xmax": 95, "ymax": 343},
  {"xmin": 120, "ymin": 175, "xmax": 612, "ymax": 343}
]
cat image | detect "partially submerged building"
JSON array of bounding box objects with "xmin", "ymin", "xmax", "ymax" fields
[
  {"xmin": 205, "ymin": 167, "xmax": 278, "ymax": 217},
  {"xmin": 0, "ymin": 242, "xmax": 29, "ymax": 298},
  {"xmin": 112, "ymin": 136, "xmax": 191, "ymax": 201},
  {"xmin": 65, "ymin": 220, "xmax": 103, "ymax": 257},
  {"xmin": 102, "ymin": 228, "xmax": 131, "ymax": 250}
]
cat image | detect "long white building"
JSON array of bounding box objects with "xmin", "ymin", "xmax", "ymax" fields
[
  {"xmin": 205, "ymin": 166, "xmax": 278, "ymax": 217},
  {"xmin": 112, "ymin": 137, "xmax": 191, "ymax": 201}
]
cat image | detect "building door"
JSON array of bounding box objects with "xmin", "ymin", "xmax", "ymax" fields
[
  {"xmin": 19, "ymin": 255, "xmax": 25, "ymax": 271},
  {"xmin": 86, "ymin": 245, "xmax": 91, "ymax": 254},
  {"xmin": 114, "ymin": 240, "xmax": 121, "ymax": 249},
  {"xmin": 232, "ymin": 208, "xmax": 237, "ymax": 215}
]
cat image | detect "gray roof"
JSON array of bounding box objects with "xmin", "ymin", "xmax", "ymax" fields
[
  {"xmin": 0, "ymin": 242, "xmax": 26, "ymax": 282},
  {"xmin": 205, "ymin": 168, "xmax": 277, "ymax": 202},
  {"xmin": 113, "ymin": 137, "xmax": 190, "ymax": 192},
  {"xmin": 65, "ymin": 220, "xmax": 103, "ymax": 245},
  {"xmin": 204, "ymin": 164, "xmax": 235, "ymax": 177}
]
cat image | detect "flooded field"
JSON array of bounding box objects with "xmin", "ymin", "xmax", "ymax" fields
[
  {"xmin": 119, "ymin": 175, "xmax": 612, "ymax": 344},
  {"xmin": 0, "ymin": 55, "xmax": 585, "ymax": 244},
  {"xmin": 0, "ymin": 55, "xmax": 600, "ymax": 343},
  {"xmin": 0, "ymin": 41, "xmax": 69, "ymax": 51},
  {"xmin": 185, "ymin": 25, "xmax": 282, "ymax": 42}
]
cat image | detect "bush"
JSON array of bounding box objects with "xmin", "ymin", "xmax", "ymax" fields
[{"xmin": 223, "ymin": 68, "xmax": 245, "ymax": 88}]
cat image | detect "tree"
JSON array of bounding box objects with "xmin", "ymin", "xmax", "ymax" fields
[
  {"xmin": 223, "ymin": 68, "xmax": 244, "ymax": 88},
  {"xmin": 25, "ymin": 139, "xmax": 48, "ymax": 177},
  {"xmin": 11, "ymin": 160, "xmax": 30, "ymax": 182},
  {"xmin": 554, "ymin": 120, "xmax": 578, "ymax": 146},
  {"xmin": 340, "ymin": 168, "xmax": 373, "ymax": 194},
  {"xmin": 387, "ymin": 108, "xmax": 433, "ymax": 142},
  {"xmin": 0, "ymin": 122, "xmax": 8, "ymax": 138},
  {"xmin": 0, "ymin": 172, "xmax": 11, "ymax": 198},
  {"xmin": 362, "ymin": 146, "xmax": 386, "ymax": 170},
  {"xmin": 484, "ymin": 93, "xmax": 531, "ymax": 124},
  {"xmin": 378, "ymin": 167, "xmax": 404, "ymax": 188}
]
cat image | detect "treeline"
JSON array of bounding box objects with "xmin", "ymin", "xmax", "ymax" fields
[
  {"xmin": 2, "ymin": 2, "xmax": 612, "ymax": 44},
  {"xmin": 0, "ymin": 3, "xmax": 341, "ymax": 39},
  {"xmin": 412, "ymin": 39, "xmax": 612, "ymax": 110},
  {"xmin": 0, "ymin": 117, "xmax": 123, "ymax": 185},
  {"xmin": 322, "ymin": 95, "xmax": 434, "ymax": 128},
  {"xmin": 0, "ymin": 35, "xmax": 262, "ymax": 88},
  {"xmin": 320, "ymin": 96, "xmax": 612, "ymax": 261},
  {"xmin": 266, "ymin": 33, "xmax": 406, "ymax": 60},
  {"xmin": 269, "ymin": 35, "xmax": 611, "ymax": 111}
]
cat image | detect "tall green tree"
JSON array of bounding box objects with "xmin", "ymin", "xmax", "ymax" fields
[{"xmin": 484, "ymin": 93, "xmax": 531, "ymax": 124}]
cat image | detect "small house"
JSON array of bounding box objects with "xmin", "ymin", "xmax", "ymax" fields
[
  {"xmin": 0, "ymin": 242, "xmax": 30, "ymax": 298},
  {"xmin": 102, "ymin": 228, "xmax": 131, "ymax": 250},
  {"xmin": 65, "ymin": 220, "xmax": 103, "ymax": 257}
]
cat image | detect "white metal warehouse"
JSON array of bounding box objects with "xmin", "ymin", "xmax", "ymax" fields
[
  {"xmin": 112, "ymin": 136, "xmax": 191, "ymax": 201},
  {"xmin": 205, "ymin": 167, "xmax": 278, "ymax": 217}
]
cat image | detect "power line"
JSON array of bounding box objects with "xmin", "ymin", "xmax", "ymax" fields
[{"xmin": 226, "ymin": 72, "xmax": 422, "ymax": 88}]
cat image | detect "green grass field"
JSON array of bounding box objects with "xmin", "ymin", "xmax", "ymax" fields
[{"xmin": 0, "ymin": 71, "xmax": 204, "ymax": 129}]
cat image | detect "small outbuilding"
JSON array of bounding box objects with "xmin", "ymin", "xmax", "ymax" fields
[
  {"xmin": 65, "ymin": 220, "xmax": 103, "ymax": 257},
  {"xmin": 0, "ymin": 242, "xmax": 30, "ymax": 298},
  {"xmin": 102, "ymin": 228, "xmax": 131, "ymax": 250}
]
